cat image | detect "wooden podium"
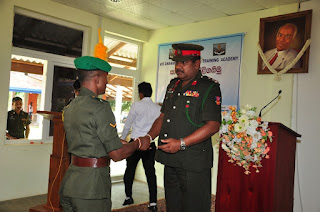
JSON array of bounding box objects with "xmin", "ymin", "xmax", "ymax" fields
[
  {"xmin": 29, "ymin": 111, "xmax": 69, "ymax": 212},
  {"xmin": 215, "ymin": 122, "xmax": 301, "ymax": 212}
]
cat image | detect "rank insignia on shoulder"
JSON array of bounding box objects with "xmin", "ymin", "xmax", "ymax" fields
[
  {"xmin": 215, "ymin": 96, "xmax": 221, "ymax": 105},
  {"xmin": 167, "ymin": 88, "xmax": 174, "ymax": 94},
  {"xmin": 110, "ymin": 123, "xmax": 116, "ymax": 128},
  {"xmin": 183, "ymin": 90, "xmax": 199, "ymax": 97}
]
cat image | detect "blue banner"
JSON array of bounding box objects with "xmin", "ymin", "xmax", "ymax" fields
[{"xmin": 156, "ymin": 33, "xmax": 244, "ymax": 110}]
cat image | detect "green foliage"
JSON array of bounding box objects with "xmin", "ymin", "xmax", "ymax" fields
[
  {"xmin": 121, "ymin": 101, "xmax": 132, "ymax": 112},
  {"xmin": 108, "ymin": 100, "xmax": 132, "ymax": 112}
]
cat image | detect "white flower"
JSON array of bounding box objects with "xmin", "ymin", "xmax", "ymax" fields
[
  {"xmin": 234, "ymin": 137, "xmax": 242, "ymax": 143},
  {"xmin": 223, "ymin": 112, "xmax": 232, "ymax": 122},
  {"xmin": 240, "ymin": 108, "xmax": 247, "ymax": 114},
  {"xmin": 247, "ymin": 125, "xmax": 257, "ymax": 136},
  {"xmin": 239, "ymin": 115, "xmax": 249, "ymax": 125},
  {"xmin": 260, "ymin": 121, "xmax": 269, "ymax": 130},
  {"xmin": 234, "ymin": 123, "xmax": 246, "ymax": 133},
  {"xmin": 251, "ymin": 141, "xmax": 257, "ymax": 149},
  {"xmin": 246, "ymin": 110, "xmax": 256, "ymax": 118},
  {"xmin": 221, "ymin": 124, "xmax": 229, "ymax": 134},
  {"xmin": 244, "ymin": 104, "xmax": 253, "ymax": 110},
  {"xmin": 252, "ymin": 132, "xmax": 262, "ymax": 142},
  {"xmin": 249, "ymin": 119, "xmax": 259, "ymax": 128}
]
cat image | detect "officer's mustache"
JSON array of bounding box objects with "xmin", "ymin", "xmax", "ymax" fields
[{"xmin": 175, "ymin": 69, "xmax": 184, "ymax": 74}]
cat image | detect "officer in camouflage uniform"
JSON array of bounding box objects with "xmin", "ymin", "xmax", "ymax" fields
[
  {"xmin": 6, "ymin": 97, "xmax": 31, "ymax": 139},
  {"xmin": 138, "ymin": 43, "xmax": 222, "ymax": 212},
  {"xmin": 59, "ymin": 56, "xmax": 150, "ymax": 212}
]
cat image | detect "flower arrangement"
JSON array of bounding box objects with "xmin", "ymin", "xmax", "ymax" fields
[{"xmin": 219, "ymin": 105, "xmax": 273, "ymax": 175}]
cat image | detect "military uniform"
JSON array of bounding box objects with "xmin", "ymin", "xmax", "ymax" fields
[
  {"xmin": 6, "ymin": 110, "xmax": 31, "ymax": 138},
  {"xmin": 156, "ymin": 70, "xmax": 221, "ymax": 211},
  {"xmin": 59, "ymin": 55, "xmax": 121, "ymax": 212},
  {"xmin": 60, "ymin": 87, "xmax": 122, "ymax": 211}
]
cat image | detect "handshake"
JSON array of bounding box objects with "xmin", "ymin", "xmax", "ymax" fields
[{"xmin": 121, "ymin": 134, "xmax": 153, "ymax": 151}]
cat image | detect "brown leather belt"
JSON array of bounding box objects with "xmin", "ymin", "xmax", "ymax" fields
[{"xmin": 71, "ymin": 155, "xmax": 110, "ymax": 168}]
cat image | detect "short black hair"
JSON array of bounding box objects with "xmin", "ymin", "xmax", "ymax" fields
[
  {"xmin": 73, "ymin": 79, "xmax": 81, "ymax": 90},
  {"xmin": 138, "ymin": 82, "xmax": 152, "ymax": 97},
  {"xmin": 12, "ymin": 97, "xmax": 22, "ymax": 103},
  {"xmin": 77, "ymin": 69, "xmax": 99, "ymax": 83}
]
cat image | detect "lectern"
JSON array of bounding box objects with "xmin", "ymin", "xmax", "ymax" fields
[
  {"xmin": 215, "ymin": 122, "xmax": 301, "ymax": 212},
  {"xmin": 29, "ymin": 111, "xmax": 69, "ymax": 212}
]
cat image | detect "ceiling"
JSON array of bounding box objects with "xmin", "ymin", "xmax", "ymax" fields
[{"xmin": 51, "ymin": 0, "xmax": 308, "ymax": 30}]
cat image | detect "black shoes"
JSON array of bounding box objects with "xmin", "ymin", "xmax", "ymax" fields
[
  {"xmin": 148, "ymin": 205, "xmax": 157, "ymax": 212},
  {"xmin": 122, "ymin": 197, "xmax": 134, "ymax": 206}
]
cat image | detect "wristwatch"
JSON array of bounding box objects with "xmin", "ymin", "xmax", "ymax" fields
[{"xmin": 180, "ymin": 138, "xmax": 186, "ymax": 151}]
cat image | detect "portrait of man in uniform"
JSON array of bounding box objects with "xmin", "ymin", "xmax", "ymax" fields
[{"xmin": 258, "ymin": 10, "xmax": 312, "ymax": 74}]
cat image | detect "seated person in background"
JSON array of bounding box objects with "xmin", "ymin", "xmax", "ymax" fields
[{"xmin": 6, "ymin": 97, "xmax": 31, "ymax": 139}]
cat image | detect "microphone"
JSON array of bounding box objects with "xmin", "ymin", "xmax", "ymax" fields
[{"xmin": 258, "ymin": 90, "xmax": 282, "ymax": 117}]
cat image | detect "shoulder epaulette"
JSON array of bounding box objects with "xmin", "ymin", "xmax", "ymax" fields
[
  {"xmin": 169, "ymin": 77, "xmax": 179, "ymax": 83},
  {"xmin": 94, "ymin": 97, "xmax": 108, "ymax": 103},
  {"xmin": 200, "ymin": 75, "xmax": 220, "ymax": 85}
]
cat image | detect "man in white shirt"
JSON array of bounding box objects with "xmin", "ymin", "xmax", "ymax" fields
[
  {"xmin": 263, "ymin": 23, "xmax": 300, "ymax": 70},
  {"xmin": 121, "ymin": 82, "xmax": 161, "ymax": 212}
]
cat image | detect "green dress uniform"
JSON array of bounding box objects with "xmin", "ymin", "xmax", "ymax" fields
[
  {"xmin": 155, "ymin": 71, "xmax": 222, "ymax": 212},
  {"xmin": 59, "ymin": 87, "xmax": 122, "ymax": 212},
  {"xmin": 7, "ymin": 110, "xmax": 31, "ymax": 138}
]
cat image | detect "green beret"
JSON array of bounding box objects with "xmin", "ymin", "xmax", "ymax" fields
[
  {"xmin": 171, "ymin": 43, "xmax": 204, "ymax": 62},
  {"xmin": 74, "ymin": 56, "xmax": 111, "ymax": 72}
]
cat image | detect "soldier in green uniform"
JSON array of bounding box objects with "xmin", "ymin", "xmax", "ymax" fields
[
  {"xmin": 6, "ymin": 97, "xmax": 31, "ymax": 139},
  {"xmin": 59, "ymin": 56, "xmax": 150, "ymax": 212},
  {"xmin": 138, "ymin": 43, "xmax": 222, "ymax": 212}
]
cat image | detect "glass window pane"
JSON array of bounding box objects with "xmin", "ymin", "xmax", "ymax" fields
[
  {"xmin": 7, "ymin": 55, "xmax": 45, "ymax": 140},
  {"xmin": 13, "ymin": 14, "xmax": 83, "ymax": 57},
  {"xmin": 103, "ymin": 74, "xmax": 133, "ymax": 133}
]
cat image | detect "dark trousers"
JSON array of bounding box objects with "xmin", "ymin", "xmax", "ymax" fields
[
  {"xmin": 123, "ymin": 140, "xmax": 157, "ymax": 203},
  {"xmin": 60, "ymin": 194, "xmax": 111, "ymax": 212},
  {"xmin": 164, "ymin": 166, "xmax": 212, "ymax": 212}
]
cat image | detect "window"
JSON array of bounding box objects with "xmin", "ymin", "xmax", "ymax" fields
[
  {"xmin": 7, "ymin": 55, "xmax": 46, "ymax": 140},
  {"xmin": 13, "ymin": 13, "xmax": 83, "ymax": 58},
  {"xmin": 103, "ymin": 34, "xmax": 141, "ymax": 177},
  {"xmin": 6, "ymin": 10, "xmax": 86, "ymax": 143}
]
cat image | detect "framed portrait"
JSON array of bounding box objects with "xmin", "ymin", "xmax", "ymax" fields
[{"xmin": 257, "ymin": 10, "xmax": 312, "ymax": 74}]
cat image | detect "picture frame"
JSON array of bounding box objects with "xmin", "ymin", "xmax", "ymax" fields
[{"xmin": 257, "ymin": 10, "xmax": 312, "ymax": 74}]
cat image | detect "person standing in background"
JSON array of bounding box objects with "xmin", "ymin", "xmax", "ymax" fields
[
  {"xmin": 66, "ymin": 79, "xmax": 81, "ymax": 106},
  {"xmin": 28, "ymin": 102, "xmax": 33, "ymax": 121},
  {"xmin": 6, "ymin": 97, "xmax": 31, "ymax": 139},
  {"xmin": 121, "ymin": 82, "xmax": 160, "ymax": 212}
]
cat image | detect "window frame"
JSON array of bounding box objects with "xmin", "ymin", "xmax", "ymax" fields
[{"xmin": 5, "ymin": 8, "xmax": 89, "ymax": 144}]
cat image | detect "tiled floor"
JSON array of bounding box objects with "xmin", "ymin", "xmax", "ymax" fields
[{"xmin": 0, "ymin": 180, "xmax": 165, "ymax": 212}]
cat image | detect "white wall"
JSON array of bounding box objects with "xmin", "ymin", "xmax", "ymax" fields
[
  {"xmin": 0, "ymin": 0, "xmax": 148, "ymax": 201},
  {"xmin": 293, "ymin": 2, "xmax": 320, "ymax": 212}
]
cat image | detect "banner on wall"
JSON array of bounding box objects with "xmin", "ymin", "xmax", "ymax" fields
[{"xmin": 156, "ymin": 33, "xmax": 244, "ymax": 111}]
